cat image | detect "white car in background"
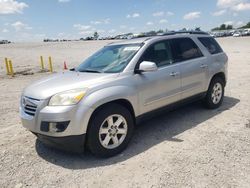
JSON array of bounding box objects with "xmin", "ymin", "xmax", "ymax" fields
[{"xmin": 233, "ymin": 32, "xmax": 241, "ymax": 37}]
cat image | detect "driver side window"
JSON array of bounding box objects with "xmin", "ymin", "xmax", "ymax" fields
[{"xmin": 141, "ymin": 41, "xmax": 173, "ymax": 67}]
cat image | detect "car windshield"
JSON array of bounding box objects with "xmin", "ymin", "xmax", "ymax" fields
[{"xmin": 77, "ymin": 43, "xmax": 142, "ymax": 73}]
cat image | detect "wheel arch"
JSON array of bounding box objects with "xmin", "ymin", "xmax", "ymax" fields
[
  {"xmin": 91, "ymin": 99, "xmax": 135, "ymax": 119},
  {"xmin": 86, "ymin": 98, "xmax": 136, "ymax": 131},
  {"xmin": 209, "ymin": 72, "xmax": 226, "ymax": 87}
]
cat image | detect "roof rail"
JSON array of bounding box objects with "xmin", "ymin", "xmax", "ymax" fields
[{"xmin": 162, "ymin": 31, "xmax": 209, "ymax": 36}]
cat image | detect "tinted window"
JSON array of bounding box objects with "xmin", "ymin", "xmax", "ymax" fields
[
  {"xmin": 198, "ymin": 37, "xmax": 223, "ymax": 54},
  {"xmin": 141, "ymin": 41, "xmax": 173, "ymax": 67},
  {"xmin": 171, "ymin": 38, "xmax": 203, "ymax": 62}
]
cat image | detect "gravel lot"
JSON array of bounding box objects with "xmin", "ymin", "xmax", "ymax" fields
[{"xmin": 0, "ymin": 37, "xmax": 250, "ymax": 188}]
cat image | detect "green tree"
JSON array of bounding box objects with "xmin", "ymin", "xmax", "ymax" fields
[
  {"xmin": 147, "ymin": 30, "xmax": 157, "ymax": 36},
  {"xmin": 239, "ymin": 22, "xmax": 250, "ymax": 29},
  {"xmin": 93, "ymin": 32, "xmax": 99, "ymax": 40},
  {"xmin": 212, "ymin": 27, "xmax": 220, "ymax": 31},
  {"xmin": 157, "ymin": 29, "xmax": 164, "ymax": 33},
  {"xmin": 211, "ymin": 23, "xmax": 234, "ymax": 31},
  {"xmin": 220, "ymin": 24, "xmax": 226, "ymax": 30},
  {"xmin": 226, "ymin": 25, "xmax": 233, "ymax": 30},
  {"xmin": 195, "ymin": 27, "xmax": 201, "ymax": 31}
]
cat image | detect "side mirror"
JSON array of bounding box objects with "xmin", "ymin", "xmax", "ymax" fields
[{"xmin": 138, "ymin": 61, "xmax": 158, "ymax": 73}]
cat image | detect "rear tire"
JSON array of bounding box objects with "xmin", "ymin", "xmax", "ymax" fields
[
  {"xmin": 87, "ymin": 103, "xmax": 134, "ymax": 158},
  {"xmin": 204, "ymin": 77, "xmax": 225, "ymax": 109}
]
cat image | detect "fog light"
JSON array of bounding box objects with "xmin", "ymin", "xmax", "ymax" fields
[
  {"xmin": 40, "ymin": 121, "xmax": 70, "ymax": 133},
  {"xmin": 49, "ymin": 122, "xmax": 58, "ymax": 133}
]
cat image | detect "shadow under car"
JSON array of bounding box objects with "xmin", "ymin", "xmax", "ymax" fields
[{"xmin": 35, "ymin": 96, "xmax": 239, "ymax": 169}]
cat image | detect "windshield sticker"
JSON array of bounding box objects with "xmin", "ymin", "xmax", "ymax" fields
[{"xmin": 123, "ymin": 46, "xmax": 140, "ymax": 51}]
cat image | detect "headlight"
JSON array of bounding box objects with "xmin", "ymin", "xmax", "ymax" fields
[{"xmin": 49, "ymin": 89, "xmax": 87, "ymax": 106}]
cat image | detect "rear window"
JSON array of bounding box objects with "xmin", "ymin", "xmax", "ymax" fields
[
  {"xmin": 170, "ymin": 38, "xmax": 203, "ymax": 62},
  {"xmin": 198, "ymin": 37, "xmax": 223, "ymax": 55}
]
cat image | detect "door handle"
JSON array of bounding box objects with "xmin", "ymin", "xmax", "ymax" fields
[
  {"xmin": 170, "ymin": 72, "xmax": 179, "ymax": 77},
  {"xmin": 200, "ymin": 64, "xmax": 208, "ymax": 68}
]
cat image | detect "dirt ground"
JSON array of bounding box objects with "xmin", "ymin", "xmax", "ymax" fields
[{"xmin": 0, "ymin": 37, "xmax": 250, "ymax": 188}]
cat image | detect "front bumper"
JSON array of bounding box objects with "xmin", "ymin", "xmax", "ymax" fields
[
  {"xmin": 35, "ymin": 133, "xmax": 86, "ymax": 153},
  {"xmin": 20, "ymin": 97, "xmax": 94, "ymax": 137}
]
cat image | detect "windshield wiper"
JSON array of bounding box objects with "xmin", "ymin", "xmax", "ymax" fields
[{"xmin": 79, "ymin": 69, "xmax": 102, "ymax": 73}]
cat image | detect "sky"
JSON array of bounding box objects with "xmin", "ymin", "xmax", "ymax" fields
[{"xmin": 0, "ymin": 0, "xmax": 250, "ymax": 42}]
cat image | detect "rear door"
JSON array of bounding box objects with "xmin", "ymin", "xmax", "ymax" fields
[
  {"xmin": 198, "ymin": 36, "xmax": 228, "ymax": 83},
  {"xmin": 170, "ymin": 37, "xmax": 209, "ymax": 99}
]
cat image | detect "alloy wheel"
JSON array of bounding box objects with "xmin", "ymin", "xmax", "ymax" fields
[{"xmin": 98, "ymin": 114, "xmax": 128, "ymax": 149}]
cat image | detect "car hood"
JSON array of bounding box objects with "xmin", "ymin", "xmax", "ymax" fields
[{"xmin": 23, "ymin": 71, "xmax": 119, "ymax": 99}]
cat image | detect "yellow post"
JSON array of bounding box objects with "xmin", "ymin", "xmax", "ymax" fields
[
  {"xmin": 40, "ymin": 56, "xmax": 44, "ymax": 70},
  {"xmin": 48, "ymin": 56, "xmax": 53, "ymax": 72},
  {"xmin": 5, "ymin": 58, "xmax": 10, "ymax": 75},
  {"xmin": 8, "ymin": 60, "xmax": 14, "ymax": 77}
]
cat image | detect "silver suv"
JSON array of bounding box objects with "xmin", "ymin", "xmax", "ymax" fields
[{"xmin": 20, "ymin": 32, "xmax": 228, "ymax": 157}]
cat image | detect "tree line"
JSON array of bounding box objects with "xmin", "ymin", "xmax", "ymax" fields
[{"xmin": 212, "ymin": 21, "xmax": 250, "ymax": 31}]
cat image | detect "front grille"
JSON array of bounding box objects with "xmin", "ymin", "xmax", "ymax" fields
[
  {"xmin": 24, "ymin": 104, "xmax": 37, "ymax": 116},
  {"xmin": 22, "ymin": 97, "xmax": 39, "ymax": 116}
]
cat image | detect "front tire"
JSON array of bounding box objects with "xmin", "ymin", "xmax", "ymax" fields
[
  {"xmin": 87, "ymin": 103, "xmax": 134, "ymax": 158},
  {"xmin": 204, "ymin": 77, "xmax": 225, "ymax": 109}
]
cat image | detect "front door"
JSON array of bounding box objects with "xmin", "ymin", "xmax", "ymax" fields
[{"xmin": 135, "ymin": 40, "xmax": 181, "ymax": 114}]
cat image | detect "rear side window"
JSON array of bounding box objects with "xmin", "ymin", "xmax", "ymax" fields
[
  {"xmin": 198, "ymin": 37, "xmax": 223, "ymax": 54},
  {"xmin": 170, "ymin": 38, "xmax": 203, "ymax": 62}
]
